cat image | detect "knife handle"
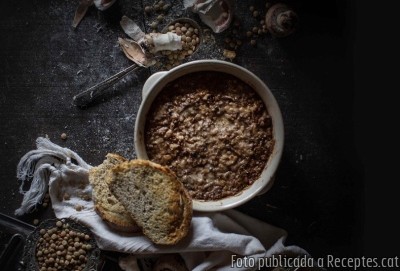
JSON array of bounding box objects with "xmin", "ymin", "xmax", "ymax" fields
[{"xmin": 72, "ymin": 64, "xmax": 141, "ymax": 108}]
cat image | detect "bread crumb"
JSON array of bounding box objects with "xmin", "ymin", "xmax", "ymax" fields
[
  {"xmin": 223, "ymin": 49, "xmax": 236, "ymax": 61},
  {"xmin": 63, "ymin": 193, "xmax": 71, "ymax": 201},
  {"xmin": 80, "ymin": 193, "xmax": 91, "ymax": 201},
  {"xmin": 75, "ymin": 204, "xmax": 83, "ymax": 211}
]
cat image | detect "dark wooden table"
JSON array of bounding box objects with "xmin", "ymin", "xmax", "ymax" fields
[{"xmin": 0, "ymin": 0, "xmax": 362, "ymax": 268}]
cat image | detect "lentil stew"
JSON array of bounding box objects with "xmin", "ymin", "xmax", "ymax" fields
[{"xmin": 144, "ymin": 71, "xmax": 274, "ymax": 201}]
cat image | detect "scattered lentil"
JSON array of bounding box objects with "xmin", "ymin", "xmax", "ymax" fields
[
  {"xmin": 162, "ymin": 3, "xmax": 171, "ymax": 11},
  {"xmin": 156, "ymin": 14, "xmax": 164, "ymax": 22},
  {"xmin": 150, "ymin": 21, "xmax": 158, "ymax": 29}
]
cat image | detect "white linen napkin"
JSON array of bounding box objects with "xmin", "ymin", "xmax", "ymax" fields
[{"xmin": 15, "ymin": 137, "xmax": 313, "ymax": 271}]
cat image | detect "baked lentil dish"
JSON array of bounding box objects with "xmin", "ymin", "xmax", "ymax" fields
[{"xmin": 144, "ymin": 71, "xmax": 274, "ymax": 201}]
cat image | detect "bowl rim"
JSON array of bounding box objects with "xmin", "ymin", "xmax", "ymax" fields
[{"xmin": 134, "ymin": 59, "xmax": 284, "ymax": 211}]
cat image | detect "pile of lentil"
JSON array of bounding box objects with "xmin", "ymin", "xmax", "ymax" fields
[{"xmin": 35, "ymin": 220, "xmax": 93, "ymax": 271}]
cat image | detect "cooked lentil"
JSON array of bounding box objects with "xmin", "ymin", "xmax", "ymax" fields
[{"xmin": 145, "ymin": 71, "xmax": 274, "ymax": 201}]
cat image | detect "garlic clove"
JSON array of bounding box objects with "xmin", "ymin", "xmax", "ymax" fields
[{"xmin": 142, "ymin": 33, "xmax": 182, "ymax": 53}]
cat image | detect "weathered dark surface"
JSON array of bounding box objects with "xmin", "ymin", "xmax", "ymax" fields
[{"xmin": 0, "ymin": 0, "xmax": 361, "ymax": 265}]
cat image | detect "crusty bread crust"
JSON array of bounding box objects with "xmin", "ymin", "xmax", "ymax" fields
[
  {"xmin": 89, "ymin": 153, "xmax": 139, "ymax": 232},
  {"xmin": 109, "ymin": 159, "xmax": 193, "ymax": 245}
]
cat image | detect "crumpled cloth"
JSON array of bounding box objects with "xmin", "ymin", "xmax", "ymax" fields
[{"xmin": 15, "ymin": 137, "xmax": 311, "ymax": 271}]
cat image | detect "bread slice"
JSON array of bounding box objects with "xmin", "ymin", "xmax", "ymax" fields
[
  {"xmin": 89, "ymin": 153, "xmax": 139, "ymax": 232},
  {"xmin": 108, "ymin": 159, "xmax": 192, "ymax": 245}
]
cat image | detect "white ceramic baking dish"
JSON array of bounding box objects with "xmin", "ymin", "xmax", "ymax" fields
[{"xmin": 134, "ymin": 60, "xmax": 284, "ymax": 212}]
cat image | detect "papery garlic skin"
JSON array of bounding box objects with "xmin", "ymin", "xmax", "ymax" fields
[
  {"xmin": 94, "ymin": 0, "xmax": 117, "ymax": 11},
  {"xmin": 139, "ymin": 33, "xmax": 182, "ymax": 54},
  {"xmin": 120, "ymin": 15, "xmax": 146, "ymax": 41},
  {"xmin": 118, "ymin": 38, "xmax": 156, "ymax": 68}
]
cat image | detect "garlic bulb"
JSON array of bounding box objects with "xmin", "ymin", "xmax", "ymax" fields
[
  {"xmin": 184, "ymin": 0, "xmax": 234, "ymax": 33},
  {"xmin": 265, "ymin": 3, "xmax": 298, "ymax": 37}
]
